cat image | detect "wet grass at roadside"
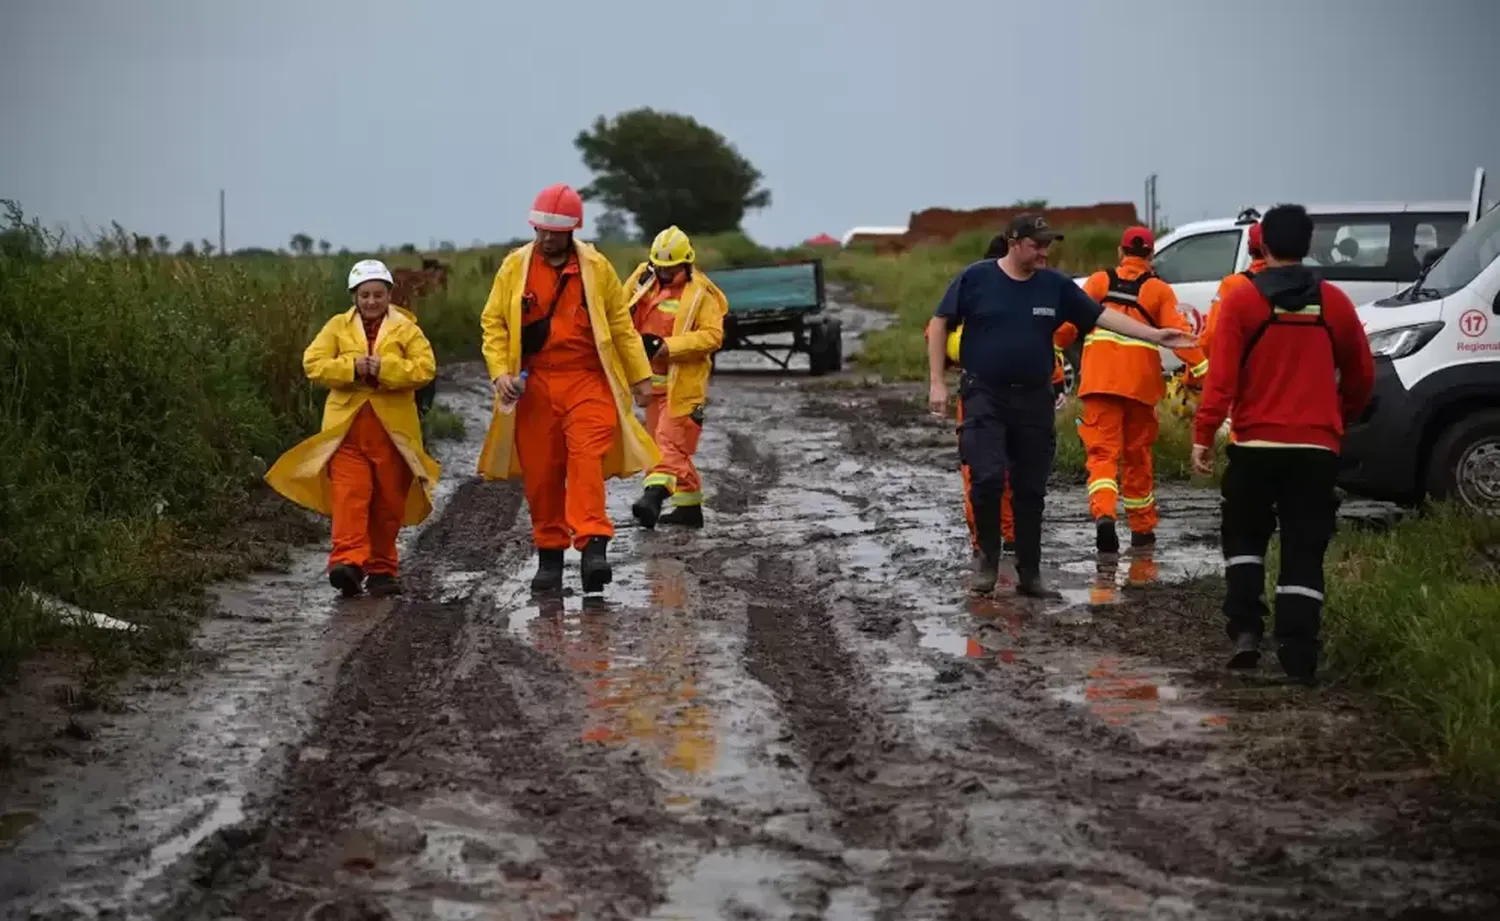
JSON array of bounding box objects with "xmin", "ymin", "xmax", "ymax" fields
[{"xmin": 1287, "ymin": 505, "xmax": 1500, "ymax": 787}]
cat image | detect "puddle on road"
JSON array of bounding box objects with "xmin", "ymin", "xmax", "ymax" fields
[{"xmin": 0, "ymin": 380, "xmax": 490, "ymax": 918}]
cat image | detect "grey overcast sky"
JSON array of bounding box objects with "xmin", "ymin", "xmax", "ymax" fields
[{"xmin": 2, "ymin": 0, "xmax": 1496, "ymax": 251}]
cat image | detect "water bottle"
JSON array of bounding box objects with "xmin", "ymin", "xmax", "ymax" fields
[{"xmin": 498, "ymin": 370, "xmax": 528, "ymax": 415}]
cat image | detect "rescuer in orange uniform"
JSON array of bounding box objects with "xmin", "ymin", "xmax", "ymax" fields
[
  {"xmin": 266, "ymin": 259, "xmax": 441, "ymax": 598},
  {"xmin": 1201, "ymin": 221, "xmax": 1269, "ymax": 358},
  {"xmin": 931, "ymin": 235, "xmax": 1069, "ymax": 556},
  {"xmin": 623, "ymin": 226, "xmax": 728, "ymax": 530},
  {"xmin": 478, "ymin": 184, "xmax": 658, "ymax": 595},
  {"xmin": 1055, "ymin": 226, "xmax": 1210, "ymax": 554}
]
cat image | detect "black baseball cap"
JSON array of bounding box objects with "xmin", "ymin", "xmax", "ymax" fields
[{"xmin": 1006, "ymin": 213, "xmax": 1063, "ymax": 244}]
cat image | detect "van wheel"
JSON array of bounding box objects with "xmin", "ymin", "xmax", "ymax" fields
[{"xmin": 1426, "ymin": 409, "xmax": 1500, "ymax": 516}]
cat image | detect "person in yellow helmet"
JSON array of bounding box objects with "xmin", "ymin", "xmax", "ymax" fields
[{"xmin": 624, "ymin": 226, "xmax": 729, "ymax": 530}]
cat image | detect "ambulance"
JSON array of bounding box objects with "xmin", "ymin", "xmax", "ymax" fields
[{"xmin": 1339, "ymin": 168, "xmax": 1500, "ymax": 514}]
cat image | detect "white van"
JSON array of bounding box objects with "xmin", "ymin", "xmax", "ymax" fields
[
  {"xmin": 1061, "ymin": 195, "xmax": 1474, "ymax": 388},
  {"xmin": 1340, "ymin": 170, "xmax": 1500, "ymax": 514}
]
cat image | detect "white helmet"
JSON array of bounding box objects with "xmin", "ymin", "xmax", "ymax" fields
[{"xmin": 347, "ymin": 258, "xmax": 394, "ymax": 291}]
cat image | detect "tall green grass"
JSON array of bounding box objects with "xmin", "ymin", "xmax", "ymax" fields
[{"xmin": 1265, "ymin": 507, "xmax": 1500, "ymax": 786}]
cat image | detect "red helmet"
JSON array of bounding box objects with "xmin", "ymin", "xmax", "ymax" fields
[
  {"xmin": 529, "ymin": 183, "xmax": 584, "ymax": 232},
  {"xmin": 1247, "ymin": 222, "xmax": 1264, "ymax": 257}
]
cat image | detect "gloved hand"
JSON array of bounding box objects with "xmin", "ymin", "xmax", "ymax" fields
[{"xmin": 642, "ymin": 333, "xmax": 665, "ymax": 358}]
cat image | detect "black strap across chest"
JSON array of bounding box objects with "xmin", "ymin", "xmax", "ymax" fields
[
  {"xmin": 1100, "ymin": 269, "xmax": 1159, "ymax": 327},
  {"xmin": 1240, "ymin": 281, "xmax": 1334, "ymax": 369}
]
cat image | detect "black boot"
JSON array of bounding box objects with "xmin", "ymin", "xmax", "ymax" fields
[
  {"xmin": 365, "ymin": 573, "xmax": 402, "ymax": 597},
  {"xmin": 1228, "ymin": 632, "xmax": 1261, "ymax": 669},
  {"xmin": 1016, "ymin": 567, "xmax": 1061, "ymax": 599},
  {"xmin": 969, "ymin": 553, "xmax": 1000, "ymax": 594},
  {"xmin": 329, "ymin": 563, "xmax": 364, "ymax": 598},
  {"xmin": 1277, "ymin": 639, "xmax": 1320, "ymax": 686},
  {"xmin": 530, "ymin": 548, "xmax": 565, "ymax": 593},
  {"xmin": 580, "ymin": 537, "xmax": 613, "ymax": 594},
  {"xmin": 659, "ymin": 504, "xmax": 704, "ymax": 529},
  {"xmin": 1096, "ymin": 517, "xmax": 1120, "ymax": 555},
  {"xmin": 631, "ymin": 485, "xmax": 670, "ymax": 529},
  {"xmin": 1131, "ymin": 530, "xmax": 1157, "ymax": 549}
]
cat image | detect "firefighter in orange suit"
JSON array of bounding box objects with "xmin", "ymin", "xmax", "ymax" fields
[
  {"xmin": 478, "ymin": 183, "xmax": 658, "ymax": 596},
  {"xmin": 266, "ymin": 259, "xmax": 441, "ymax": 598},
  {"xmin": 623, "ymin": 226, "xmax": 728, "ymax": 530},
  {"xmin": 930, "ymin": 318, "xmax": 1067, "ymax": 556},
  {"xmin": 1201, "ymin": 221, "xmax": 1269, "ymax": 358},
  {"xmin": 1054, "ymin": 226, "xmax": 1209, "ymax": 554}
]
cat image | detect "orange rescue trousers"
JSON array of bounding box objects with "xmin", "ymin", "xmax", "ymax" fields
[
  {"xmin": 956, "ymin": 396, "xmax": 1016, "ymax": 549},
  {"xmin": 643, "ymin": 395, "xmax": 704, "ymax": 507},
  {"xmin": 1079, "ymin": 394, "xmax": 1159, "ymax": 534},
  {"xmin": 329, "ymin": 404, "xmax": 414, "ymax": 576},
  {"xmin": 515, "ymin": 367, "xmax": 618, "ymax": 550}
]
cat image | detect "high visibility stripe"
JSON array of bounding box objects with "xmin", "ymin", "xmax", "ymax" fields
[
  {"xmin": 529, "ymin": 209, "xmax": 580, "ymax": 230},
  {"xmin": 644, "ymin": 472, "xmax": 676, "ymax": 489},
  {"xmin": 1276, "ymin": 585, "xmax": 1325, "ymax": 601},
  {"xmin": 1273, "ymin": 304, "xmax": 1321, "ymax": 315},
  {"xmin": 1087, "ymin": 478, "xmax": 1119, "ymax": 495},
  {"xmin": 1189, "ymin": 359, "xmax": 1210, "ymax": 377},
  {"xmin": 1121, "ymin": 493, "xmax": 1155, "ymax": 510},
  {"xmin": 655, "ymin": 298, "xmax": 680, "ymax": 314},
  {"xmin": 650, "ymin": 374, "xmax": 669, "ymax": 385},
  {"xmin": 671, "ymin": 490, "xmax": 703, "ymax": 507},
  {"xmin": 1235, "ymin": 440, "xmax": 1335, "ymax": 451},
  {"xmin": 1225, "ymin": 555, "xmax": 1264, "ymax": 567},
  {"xmin": 1084, "ymin": 329, "xmax": 1159, "ymax": 350}
]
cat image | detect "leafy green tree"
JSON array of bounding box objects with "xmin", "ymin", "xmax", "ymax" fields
[
  {"xmin": 318, "ymin": 239, "xmax": 332, "ymax": 255},
  {"xmin": 289, "ymin": 233, "xmax": 314, "ymax": 256},
  {"xmin": 574, "ymin": 107, "xmax": 771, "ymax": 240}
]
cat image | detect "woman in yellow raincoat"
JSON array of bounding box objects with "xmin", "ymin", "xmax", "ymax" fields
[{"xmin": 265, "ymin": 259, "xmax": 442, "ymax": 598}]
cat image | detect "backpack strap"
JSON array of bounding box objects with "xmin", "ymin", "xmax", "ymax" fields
[
  {"xmin": 1239, "ymin": 281, "xmax": 1334, "ymax": 369},
  {"xmin": 1098, "ymin": 268, "xmax": 1159, "ymax": 327}
]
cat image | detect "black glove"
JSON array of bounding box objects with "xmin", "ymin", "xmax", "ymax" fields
[{"xmin": 641, "ymin": 333, "xmax": 664, "ymax": 358}]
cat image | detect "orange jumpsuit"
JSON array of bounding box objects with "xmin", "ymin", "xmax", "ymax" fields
[
  {"xmin": 328, "ymin": 313, "xmax": 415, "ymax": 576},
  {"xmin": 1055, "ymin": 258, "xmax": 1208, "ymax": 535},
  {"xmin": 635, "ymin": 282, "xmax": 704, "ymax": 507},
  {"xmin": 516, "ymin": 249, "xmax": 618, "ymax": 550},
  {"xmin": 1201, "ymin": 258, "xmax": 1267, "ymax": 358}
]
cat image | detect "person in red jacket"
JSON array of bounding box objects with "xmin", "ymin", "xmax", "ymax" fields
[{"xmin": 1191, "ymin": 203, "xmax": 1375, "ymax": 685}]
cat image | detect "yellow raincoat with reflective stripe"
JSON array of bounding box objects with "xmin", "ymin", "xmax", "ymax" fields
[
  {"xmin": 476, "ymin": 241, "xmax": 659, "ymax": 480},
  {"xmin": 265, "ymin": 307, "xmax": 441, "ymax": 525},
  {"xmin": 622, "ymin": 262, "xmax": 728, "ymax": 418}
]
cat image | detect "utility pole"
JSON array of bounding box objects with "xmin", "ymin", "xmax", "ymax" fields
[
  {"xmin": 218, "ymin": 189, "xmax": 226, "ymax": 255},
  {"xmin": 1143, "ymin": 173, "xmax": 1158, "ymax": 232}
]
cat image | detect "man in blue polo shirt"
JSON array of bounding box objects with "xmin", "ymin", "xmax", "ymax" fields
[{"xmin": 928, "ymin": 214, "xmax": 1198, "ymax": 597}]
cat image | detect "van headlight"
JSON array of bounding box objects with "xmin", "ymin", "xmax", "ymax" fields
[{"xmin": 1367, "ymin": 322, "xmax": 1444, "ymax": 360}]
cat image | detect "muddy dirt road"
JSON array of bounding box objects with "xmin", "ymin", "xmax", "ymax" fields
[{"xmin": 5, "ymin": 305, "xmax": 1499, "ymax": 920}]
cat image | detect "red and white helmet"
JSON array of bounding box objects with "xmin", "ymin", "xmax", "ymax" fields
[{"xmin": 529, "ymin": 183, "xmax": 584, "ymax": 232}]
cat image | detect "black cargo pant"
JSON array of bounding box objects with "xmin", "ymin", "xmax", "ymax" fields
[
  {"xmin": 1220, "ymin": 445, "xmax": 1339, "ymax": 647},
  {"xmin": 957, "ymin": 373, "xmax": 1056, "ymax": 574}
]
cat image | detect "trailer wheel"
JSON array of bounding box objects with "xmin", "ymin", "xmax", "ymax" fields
[
  {"xmin": 1426, "ymin": 409, "xmax": 1500, "ymax": 516},
  {"xmin": 808, "ymin": 316, "xmax": 843, "ymax": 376}
]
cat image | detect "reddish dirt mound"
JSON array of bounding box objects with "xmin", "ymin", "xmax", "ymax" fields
[
  {"xmin": 850, "ymin": 202, "xmax": 1141, "ymax": 254},
  {"xmin": 391, "ymin": 258, "xmax": 449, "ymax": 308}
]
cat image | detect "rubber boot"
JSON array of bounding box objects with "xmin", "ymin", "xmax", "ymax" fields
[
  {"xmin": 659, "ymin": 505, "xmax": 704, "ymax": 529},
  {"xmin": 632, "ymin": 485, "xmax": 669, "ymax": 529},
  {"xmin": 1228, "ymin": 632, "xmax": 1261, "ymax": 669},
  {"xmin": 1096, "ymin": 517, "xmax": 1120, "ymax": 555},
  {"xmin": 1131, "ymin": 530, "xmax": 1157, "ymax": 549},
  {"xmin": 1277, "ymin": 639, "xmax": 1319, "ymax": 686},
  {"xmin": 530, "ymin": 548, "xmax": 565, "ymax": 594},
  {"xmin": 329, "ymin": 563, "xmax": 364, "ymax": 598},
  {"xmin": 969, "ymin": 554, "xmax": 999, "ymax": 595},
  {"xmin": 580, "ymin": 537, "xmax": 613, "ymax": 594},
  {"xmin": 365, "ymin": 573, "xmax": 402, "ymax": 597},
  {"xmin": 1016, "ymin": 567, "xmax": 1061, "ymax": 599}
]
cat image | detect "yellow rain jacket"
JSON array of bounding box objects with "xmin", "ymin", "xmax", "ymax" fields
[
  {"xmin": 622, "ymin": 262, "xmax": 729, "ymax": 418},
  {"xmin": 477, "ymin": 240, "xmax": 660, "ymax": 480},
  {"xmin": 265, "ymin": 307, "xmax": 441, "ymax": 525}
]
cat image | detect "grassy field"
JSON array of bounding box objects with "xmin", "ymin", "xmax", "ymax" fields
[
  {"xmin": 0, "ymin": 209, "xmax": 780, "ymax": 686},
  {"xmin": 1268, "ymin": 506, "xmax": 1500, "ymax": 786}
]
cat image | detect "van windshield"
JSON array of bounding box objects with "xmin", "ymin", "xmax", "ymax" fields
[{"xmin": 1419, "ymin": 204, "xmax": 1500, "ymax": 297}]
